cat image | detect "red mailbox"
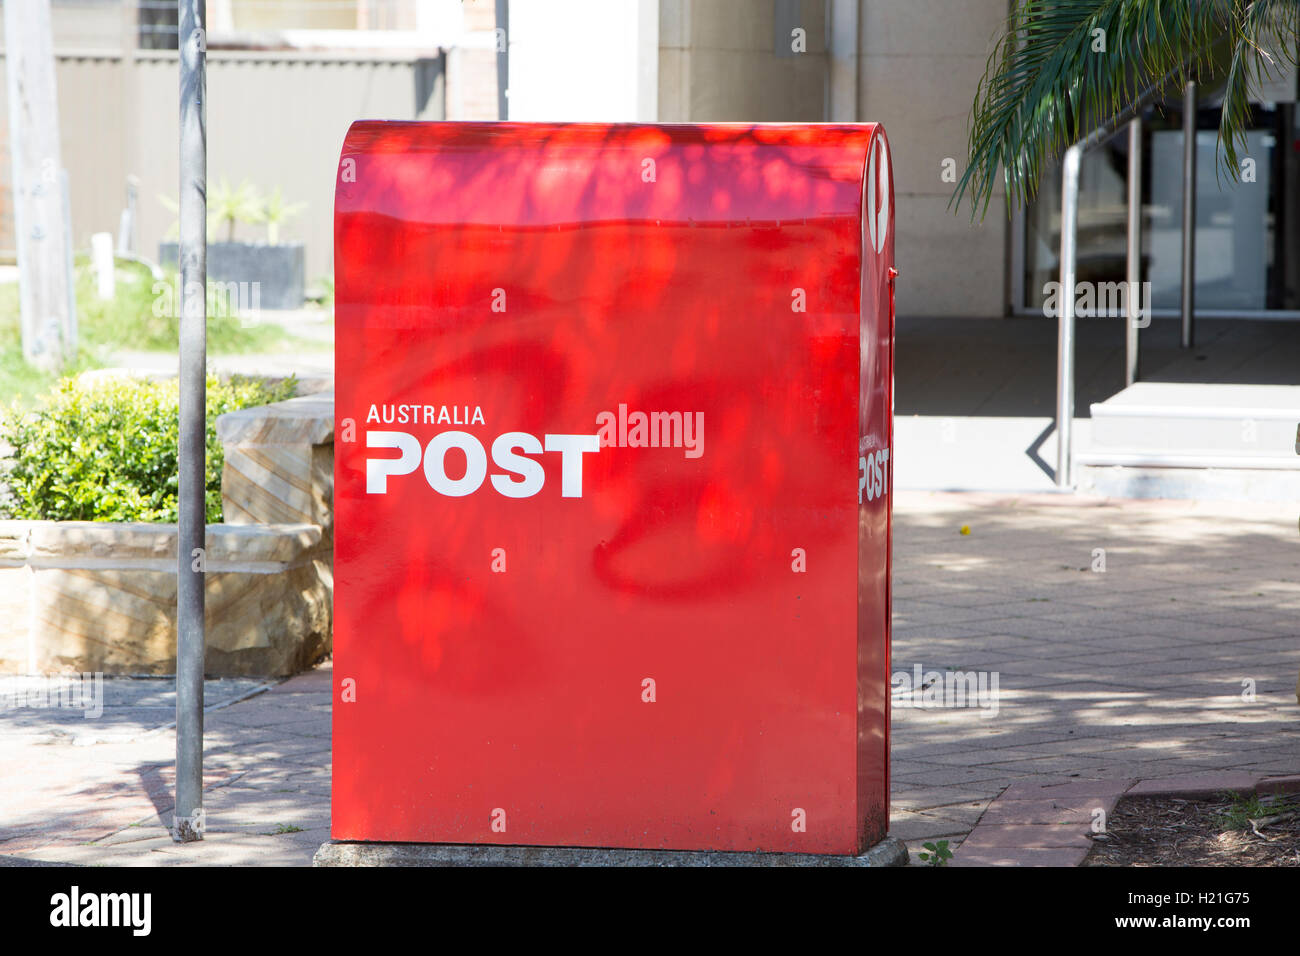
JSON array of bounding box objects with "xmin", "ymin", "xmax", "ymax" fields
[{"xmin": 332, "ymin": 121, "xmax": 894, "ymax": 855}]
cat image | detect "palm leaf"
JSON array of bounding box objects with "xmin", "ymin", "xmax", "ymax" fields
[
  {"xmin": 954, "ymin": 0, "xmax": 1298, "ymax": 220},
  {"xmin": 1218, "ymin": 0, "xmax": 1300, "ymax": 177}
]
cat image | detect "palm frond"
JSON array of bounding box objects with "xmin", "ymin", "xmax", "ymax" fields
[
  {"xmin": 954, "ymin": 0, "xmax": 1297, "ymax": 220},
  {"xmin": 1218, "ymin": 0, "xmax": 1300, "ymax": 177}
]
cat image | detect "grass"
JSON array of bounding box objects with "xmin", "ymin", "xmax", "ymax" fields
[
  {"xmin": 0, "ymin": 331, "xmax": 76, "ymax": 409},
  {"xmin": 0, "ymin": 258, "xmax": 309, "ymax": 407},
  {"xmin": 73, "ymin": 260, "xmax": 290, "ymax": 353},
  {"xmin": 1214, "ymin": 790, "xmax": 1271, "ymax": 831},
  {"xmin": 263, "ymin": 823, "xmax": 304, "ymax": 835}
]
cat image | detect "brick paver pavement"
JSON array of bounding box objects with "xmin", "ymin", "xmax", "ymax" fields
[
  {"xmin": 0, "ymin": 669, "xmax": 331, "ymax": 866},
  {"xmin": 890, "ymin": 492, "xmax": 1300, "ymax": 863},
  {"xmin": 1, "ymin": 491, "xmax": 1297, "ymax": 865}
]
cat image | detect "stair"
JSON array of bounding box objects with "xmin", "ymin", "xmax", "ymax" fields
[{"xmin": 1078, "ymin": 383, "xmax": 1300, "ymax": 500}]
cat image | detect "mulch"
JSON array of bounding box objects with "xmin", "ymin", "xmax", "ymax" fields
[{"xmin": 1083, "ymin": 793, "xmax": 1300, "ymax": 867}]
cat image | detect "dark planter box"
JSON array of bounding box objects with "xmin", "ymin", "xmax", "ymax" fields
[{"xmin": 160, "ymin": 240, "xmax": 305, "ymax": 310}]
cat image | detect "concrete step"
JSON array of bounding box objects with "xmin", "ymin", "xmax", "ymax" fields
[
  {"xmin": 1083, "ymin": 382, "xmax": 1300, "ymax": 468},
  {"xmin": 1079, "ymin": 463, "xmax": 1300, "ymax": 501}
]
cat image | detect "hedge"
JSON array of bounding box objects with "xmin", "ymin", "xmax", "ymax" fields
[{"xmin": 0, "ymin": 374, "xmax": 296, "ymax": 523}]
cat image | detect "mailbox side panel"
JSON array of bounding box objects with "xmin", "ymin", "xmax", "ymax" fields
[
  {"xmin": 333, "ymin": 121, "xmax": 877, "ymax": 854},
  {"xmin": 857, "ymin": 127, "xmax": 895, "ymax": 849}
]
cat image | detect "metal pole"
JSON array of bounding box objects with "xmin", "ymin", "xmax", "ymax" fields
[
  {"xmin": 1125, "ymin": 117, "xmax": 1142, "ymax": 386},
  {"xmin": 1180, "ymin": 80, "xmax": 1196, "ymax": 348},
  {"xmin": 1056, "ymin": 144, "xmax": 1081, "ymax": 488},
  {"xmin": 494, "ymin": 0, "xmax": 508, "ymax": 120},
  {"xmin": 174, "ymin": 0, "xmax": 207, "ymax": 844}
]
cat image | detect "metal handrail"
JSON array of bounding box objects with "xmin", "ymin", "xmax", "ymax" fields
[{"xmin": 1054, "ymin": 64, "xmax": 1198, "ymax": 488}]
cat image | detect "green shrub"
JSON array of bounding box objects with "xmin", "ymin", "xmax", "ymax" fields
[{"xmin": 0, "ymin": 374, "xmax": 296, "ymax": 523}]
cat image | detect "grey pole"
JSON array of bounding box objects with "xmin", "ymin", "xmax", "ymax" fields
[
  {"xmin": 1125, "ymin": 117, "xmax": 1142, "ymax": 386},
  {"xmin": 174, "ymin": 0, "xmax": 207, "ymax": 844},
  {"xmin": 1180, "ymin": 80, "xmax": 1196, "ymax": 348},
  {"xmin": 1056, "ymin": 144, "xmax": 1081, "ymax": 488}
]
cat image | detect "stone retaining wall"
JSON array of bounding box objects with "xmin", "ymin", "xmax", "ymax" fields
[{"xmin": 0, "ymin": 391, "xmax": 334, "ymax": 676}]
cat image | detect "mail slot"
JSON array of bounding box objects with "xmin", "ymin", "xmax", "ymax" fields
[{"xmin": 332, "ymin": 120, "xmax": 895, "ymax": 855}]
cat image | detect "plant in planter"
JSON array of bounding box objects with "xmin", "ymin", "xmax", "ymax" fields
[
  {"xmin": 261, "ymin": 186, "xmax": 306, "ymax": 246},
  {"xmin": 159, "ymin": 178, "xmax": 307, "ymax": 311},
  {"xmin": 209, "ymin": 177, "xmax": 265, "ymax": 242},
  {"xmin": 158, "ymin": 179, "xmax": 262, "ymax": 242}
]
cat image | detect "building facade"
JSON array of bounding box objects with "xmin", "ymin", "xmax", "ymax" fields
[{"xmin": 4, "ymin": 0, "xmax": 1296, "ymax": 322}]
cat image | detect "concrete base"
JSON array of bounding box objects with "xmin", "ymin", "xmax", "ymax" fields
[
  {"xmin": 1079, "ymin": 463, "xmax": 1300, "ymax": 502},
  {"xmin": 314, "ymin": 837, "xmax": 909, "ymax": 868}
]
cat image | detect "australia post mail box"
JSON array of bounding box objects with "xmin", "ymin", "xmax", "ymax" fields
[{"xmin": 333, "ymin": 121, "xmax": 895, "ymax": 855}]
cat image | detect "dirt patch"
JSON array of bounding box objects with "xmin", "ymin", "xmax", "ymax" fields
[{"xmin": 1084, "ymin": 793, "xmax": 1300, "ymax": 867}]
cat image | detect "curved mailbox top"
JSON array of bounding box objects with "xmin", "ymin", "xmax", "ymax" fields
[
  {"xmin": 336, "ymin": 120, "xmax": 893, "ymax": 323},
  {"xmin": 332, "ymin": 121, "xmax": 895, "ymax": 855},
  {"xmin": 337, "ymin": 120, "xmax": 887, "ymax": 224}
]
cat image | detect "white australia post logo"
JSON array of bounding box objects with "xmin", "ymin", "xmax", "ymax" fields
[
  {"xmin": 362, "ymin": 402, "xmax": 706, "ymax": 499},
  {"xmin": 859, "ymin": 434, "xmax": 890, "ymax": 505},
  {"xmin": 866, "ymin": 135, "xmax": 890, "ymax": 255},
  {"xmin": 364, "ymin": 403, "xmax": 598, "ymax": 499}
]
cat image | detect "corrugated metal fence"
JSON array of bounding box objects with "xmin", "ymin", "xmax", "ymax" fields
[{"xmin": 1, "ymin": 44, "xmax": 444, "ymax": 283}]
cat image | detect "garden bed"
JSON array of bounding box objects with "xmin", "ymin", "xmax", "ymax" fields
[
  {"xmin": 0, "ymin": 520, "xmax": 329, "ymax": 676},
  {"xmin": 1083, "ymin": 793, "xmax": 1300, "ymax": 867},
  {"xmin": 0, "ymin": 381, "xmax": 334, "ymax": 677}
]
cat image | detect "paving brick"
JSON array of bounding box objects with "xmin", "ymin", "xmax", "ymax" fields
[
  {"xmin": 886, "ymin": 493, "xmax": 1300, "ymax": 863},
  {"xmin": 888, "ymin": 816, "xmax": 972, "ymax": 842},
  {"xmin": 1256, "ymin": 775, "xmax": 1300, "ymax": 795},
  {"xmin": 976, "ymin": 799, "xmax": 1101, "ymax": 826},
  {"xmin": 959, "ymin": 824, "xmax": 1095, "ymax": 849},
  {"xmin": 1124, "ymin": 772, "xmax": 1260, "ymax": 798},
  {"xmin": 951, "ymin": 846, "xmax": 1089, "ymax": 867},
  {"xmin": 1000, "ymin": 779, "xmax": 1134, "ymax": 802}
]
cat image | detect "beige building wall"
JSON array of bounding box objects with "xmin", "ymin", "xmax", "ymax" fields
[
  {"xmin": 10, "ymin": 0, "xmax": 1012, "ymax": 314},
  {"xmin": 659, "ymin": 0, "xmax": 828, "ymax": 122},
  {"xmin": 226, "ymin": 0, "xmax": 361, "ymax": 32},
  {"xmin": 661, "ymin": 0, "xmax": 1011, "ymax": 317},
  {"xmin": 860, "ymin": 0, "xmax": 1008, "ymax": 318}
]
